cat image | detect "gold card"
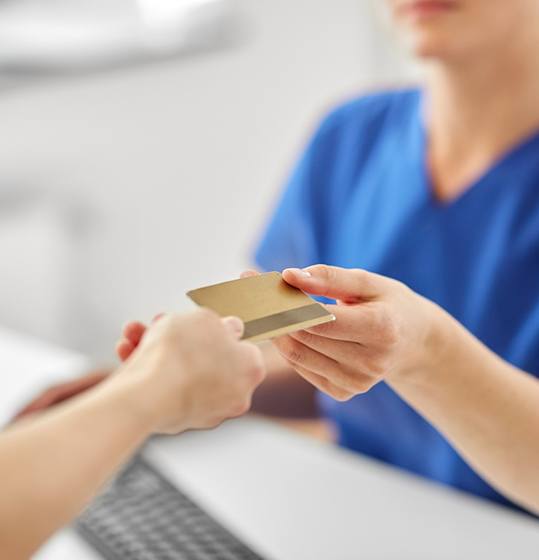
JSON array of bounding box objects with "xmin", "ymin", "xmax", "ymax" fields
[{"xmin": 186, "ymin": 272, "xmax": 335, "ymax": 342}]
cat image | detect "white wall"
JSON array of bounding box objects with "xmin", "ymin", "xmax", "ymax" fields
[{"xmin": 0, "ymin": 0, "xmax": 410, "ymax": 359}]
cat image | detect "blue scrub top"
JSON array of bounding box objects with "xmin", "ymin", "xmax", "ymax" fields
[{"xmin": 254, "ymin": 89, "xmax": 539, "ymax": 508}]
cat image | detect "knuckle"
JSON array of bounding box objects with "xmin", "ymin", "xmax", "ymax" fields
[
  {"xmin": 287, "ymin": 347, "xmax": 303, "ymax": 364},
  {"xmin": 325, "ymin": 266, "xmax": 337, "ymax": 283},
  {"xmin": 309, "ymin": 264, "xmax": 330, "ymax": 279},
  {"xmin": 352, "ymin": 371, "xmax": 379, "ymax": 393},
  {"xmin": 364, "ymin": 355, "xmax": 390, "ymax": 377},
  {"xmin": 231, "ymin": 398, "xmax": 251, "ymax": 417},
  {"xmin": 381, "ymin": 317, "xmax": 400, "ymax": 346},
  {"xmin": 196, "ymin": 307, "xmax": 219, "ymax": 323},
  {"xmin": 241, "ymin": 345, "xmax": 265, "ymax": 381},
  {"xmin": 295, "ymin": 329, "xmax": 314, "ymax": 345},
  {"xmin": 317, "ymin": 377, "xmax": 347, "ymax": 401},
  {"xmin": 371, "ymin": 306, "xmax": 400, "ymax": 346},
  {"xmin": 310, "ymin": 265, "xmax": 336, "ymax": 292},
  {"xmin": 158, "ymin": 315, "xmax": 179, "ymax": 336},
  {"xmin": 394, "ymin": 278, "xmax": 411, "ymax": 294},
  {"xmin": 317, "ymin": 376, "xmax": 333, "ymax": 395},
  {"xmin": 368, "ymin": 362, "xmax": 385, "ymax": 377},
  {"xmin": 206, "ymin": 415, "xmax": 225, "ymax": 429},
  {"xmin": 251, "ymin": 362, "xmax": 266, "ymax": 384},
  {"xmin": 355, "ymin": 379, "xmax": 373, "ymax": 394},
  {"xmin": 352, "ymin": 268, "xmax": 369, "ymax": 286},
  {"xmin": 277, "ymin": 338, "xmax": 303, "ymax": 364},
  {"xmin": 332, "ymin": 389, "xmax": 354, "ymax": 402},
  {"xmin": 161, "ymin": 313, "xmax": 177, "ymax": 325}
]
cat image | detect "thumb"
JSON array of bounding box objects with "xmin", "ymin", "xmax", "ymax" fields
[
  {"xmin": 222, "ymin": 316, "xmax": 245, "ymax": 339},
  {"xmin": 282, "ymin": 265, "xmax": 386, "ymax": 302}
]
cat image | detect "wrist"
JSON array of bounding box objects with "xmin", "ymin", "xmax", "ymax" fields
[
  {"xmin": 111, "ymin": 373, "xmax": 161, "ymax": 434},
  {"xmin": 113, "ymin": 356, "xmax": 193, "ymax": 435},
  {"xmin": 395, "ymin": 297, "xmax": 459, "ymax": 389},
  {"xmin": 108, "ymin": 366, "xmax": 173, "ymax": 435}
]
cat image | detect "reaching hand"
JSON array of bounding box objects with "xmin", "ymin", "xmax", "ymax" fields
[
  {"xmin": 270, "ymin": 265, "xmax": 441, "ymax": 401},
  {"xmin": 116, "ymin": 310, "xmax": 267, "ymax": 434}
]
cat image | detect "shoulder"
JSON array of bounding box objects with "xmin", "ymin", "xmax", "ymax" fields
[
  {"xmin": 302, "ymin": 88, "xmax": 420, "ymax": 174},
  {"xmin": 316, "ymin": 88, "xmax": 420, "ymax": 140}
]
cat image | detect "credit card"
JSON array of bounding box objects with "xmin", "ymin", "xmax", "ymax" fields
[{"xmin": 186, "ymin": 272, "xmax": 335, "ymax": 342}]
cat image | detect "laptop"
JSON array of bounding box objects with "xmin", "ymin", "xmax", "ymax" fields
[{"xmin": 76, "ymin": 454, "xmax": 265, "ymax": 560}]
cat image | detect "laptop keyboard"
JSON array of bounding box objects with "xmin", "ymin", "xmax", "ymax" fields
[{"xmin": 75, "ymin": 456, "xmax": 265, "ymax": 560}]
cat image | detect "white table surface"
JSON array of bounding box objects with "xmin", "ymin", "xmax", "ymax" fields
[{"xmin": 1, "ymin": 326, "xmax": 538, "ymax": 559}]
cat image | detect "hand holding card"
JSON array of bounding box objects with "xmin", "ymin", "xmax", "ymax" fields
[{"xmin": 187, "ymin": 272, "xmax": 335, "ymax": 343}]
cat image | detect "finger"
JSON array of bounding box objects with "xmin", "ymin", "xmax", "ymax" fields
[
  {"xmin": 152, "ymin": 313, "xmax": 165, "ymax": 323},
  {"xmin": 292, "ymin": 364, "xmax": 354, "ymax": 402},
  {"xmin": 122, "ymin": 321, "xmax": 146, "ymax": 346},
  {"xmin": 305, "ymin": 304, "xmax": 389, "ymax": 344},
  {"xmin": 59, "ymin": 371, "xmax": 109, "ymax": 394},
  {"xmin": 290, "ymin": 329, "xmax": 386, "ymax": 375},
  {"xmin": 116, "ymin": 339, "xmax": 135, "ymax": 361},
  {"xmin": 273, "ymin": 335, "xmax": 357, "ymax": 390},
  {"xmin": 275, "ymin": 335, "xmax": 370, "ymax": 393},
  {"xmin": 289, "ymin": 330, "xmax": 382, "ymax": 385},
  {"xmin": 13, "ymin": 390, "xmax": 60, "ymax": 419},
  {"xmin": 39, "ymin": 374, "xmax": 107, "ymax": 405},
  {"xmin": 288, "ymin": 329, "xmax": 363, "ymax": 364},
  {"xmin": 303, "ymin": 304, "xmax": 368, "ymax": 342},
  {"xmin": 12, "ymin": 371, "xmax": 108, "ymax": 420},
  {"xmin": 240, "ymin": 269, "xmax": 260, "ymax": 279},
  {"xmin": 222, "ymin": 316, "xmax": 245, "ymax": 339},
  {"xmin": 31, "ymin": 375, "xmax": 105, "ymax": 408},
  {"xmin": 282, "ymin": 265, "xmax": 387, "ymax": 303}
]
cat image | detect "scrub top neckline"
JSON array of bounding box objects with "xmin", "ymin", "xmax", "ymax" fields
[{"xmin": 415, "ymin": 90, "xmax": 539, "ymax": 212}]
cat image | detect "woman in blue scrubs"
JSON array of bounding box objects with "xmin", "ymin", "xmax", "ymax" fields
[
  {"xmin": 14, "ymin": 0, "xmax": 539, "ymax": 516},
  {"xmin": 253, "ymin": 0, "xmax": 539, "ymax": 510}
]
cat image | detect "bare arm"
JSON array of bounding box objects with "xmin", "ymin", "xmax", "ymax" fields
[
  {"xmin": 275, "ymin": 265, "xmax": 539, "ymax": 514},
  {"xmin": 389, "ymin": 309, "xmax": 539, "ymax": 514},
  {"xmin": 0, "ymin": 311, "xmax": 265, "ymax": 558},
  {"xmin": 0, "ymin": 376, "xmax": 154, "ymax": 558}
]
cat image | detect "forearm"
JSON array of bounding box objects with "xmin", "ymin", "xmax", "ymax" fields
[
  {"xmin": 390, "ymin": 304, "xmax": 539, "ymax": 514},
  {"xmin": 0, "ymin": 372, "xmax": 156, "ymax": 558},
  {"xmin": 0, "ymin": 309, "xmax": 265, "ymax": 558}
]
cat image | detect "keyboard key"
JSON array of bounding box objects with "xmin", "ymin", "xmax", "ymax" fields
[{"xmin": 75, "ymin": 456, "xmax": 264, "ymax": 560}]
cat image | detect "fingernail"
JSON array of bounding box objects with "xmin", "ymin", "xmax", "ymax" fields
[
  {"xmin": 285, "ymin": 268, "xmax": 312, "ymax": 278},
  {"xmin": 222, "ymin": 316, "xmax": 245, "ymax": 337}
]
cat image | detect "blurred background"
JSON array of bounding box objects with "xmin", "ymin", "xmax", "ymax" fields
[{"xmin": 0, "ymin": 0, "xmax": 415, "ymax": 361}]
